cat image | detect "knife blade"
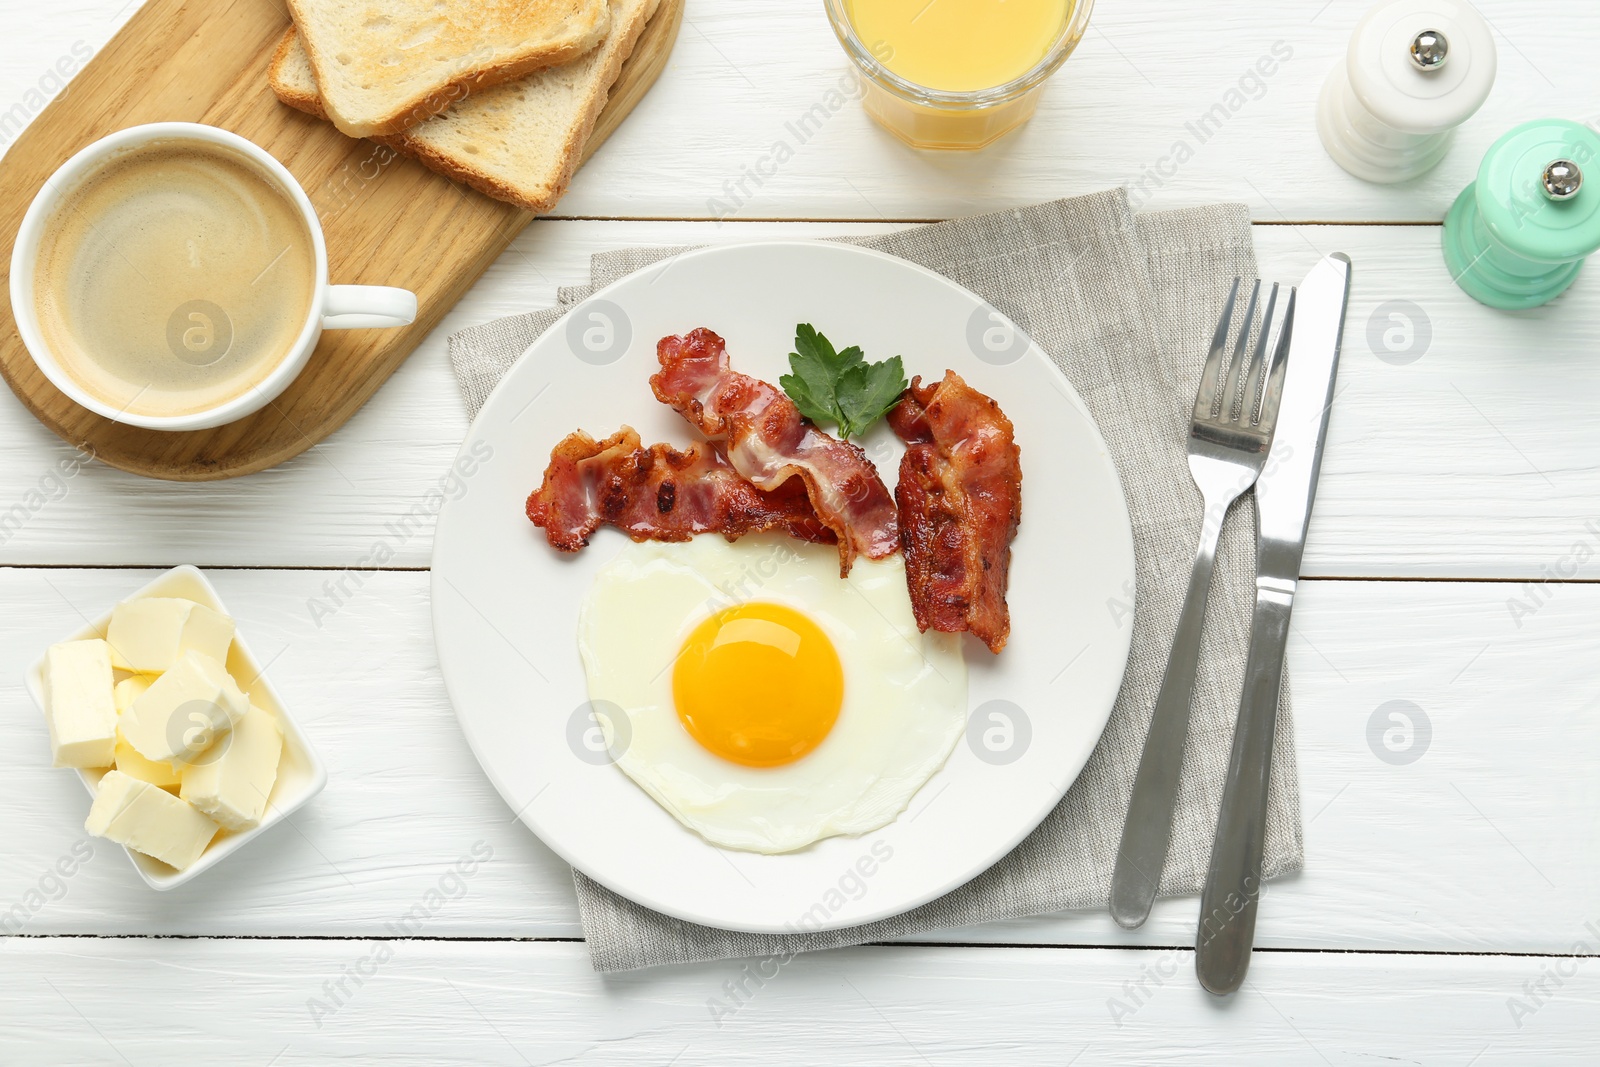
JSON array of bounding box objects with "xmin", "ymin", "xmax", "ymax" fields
[{"xmin": 1194, "ymin": 252, "xmax": 1352, "ymax": 996}]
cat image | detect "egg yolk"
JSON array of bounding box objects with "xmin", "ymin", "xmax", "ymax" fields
[{"xmin": 672, "ymin": 602, "xmax": 844, "ymax": 767}]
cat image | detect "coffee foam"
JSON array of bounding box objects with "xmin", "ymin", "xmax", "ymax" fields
[{"xmin": 33, "ymin": 138, "xmax": 317, "ymax": 419}]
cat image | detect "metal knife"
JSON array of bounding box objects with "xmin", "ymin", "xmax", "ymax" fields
[{"xmin": 1194, "ymin": 252, "xmax": 1352, "ymax": 996}]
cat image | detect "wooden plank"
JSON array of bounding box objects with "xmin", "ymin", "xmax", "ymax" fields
[
  {"xmin": 1, "ymin": 938, "xmax": 1594, "ymax": 1063},
  {"xmin": 3, "ymin": 570, "xmax": 1597, "ymax": 955},
  {"xmin": 0, "ymin": 221, "xmax": 1593, "ymax": 579},
  {"xmin": 0, "ymin": 0, "xmax": 682, "ymax": 481},
  {"xmin": 8, "ymin": 1, "xmax": 1587, "ymax": 223}
]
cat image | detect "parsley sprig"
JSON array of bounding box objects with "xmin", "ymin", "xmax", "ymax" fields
[{"xmin": 778, "ymin": 324, "xmax": 907, "ymax": 440}]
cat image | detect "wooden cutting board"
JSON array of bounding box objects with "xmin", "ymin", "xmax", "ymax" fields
[{"xmin": 0, "ymin": 0, "xmax": 684, "ymax": 481}]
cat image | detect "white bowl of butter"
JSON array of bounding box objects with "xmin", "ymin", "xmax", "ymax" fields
[{"xmin": 25, "ymin": 565, "xmax": 326, "ymax": 889}]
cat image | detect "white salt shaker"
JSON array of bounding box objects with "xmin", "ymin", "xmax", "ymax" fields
[{"xmin": 1317, "ymin": 0, "xmax": 1497, "ymax": 183}]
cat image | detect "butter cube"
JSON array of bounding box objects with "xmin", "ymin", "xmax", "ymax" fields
[
  {"xmin": 181, "ymin": 705, "xmax": 283, "ymax": 831},
  {"xmin": 112, "ymin": 676, "xmax": 180, "ymax": 789},
  {"xmin": 114, "ymin": 676, "xmax": 153, "ymax": 711},
  {"xmin": 114, "ymin": 740, "xmax": 182, "ymax": 789},
  {"xmin": 106, "ymin": 597, "xmax": 235, "ymax": 673},
  {"xmin": 43, "ymin": 639, "xmax": 118, "ymax": 768},
  {"xmin": 85, "ymin": 770, "xmax": 218, "ymax": 870},
  {"xmin": 120, "ymin": 651, "xmax": 248, "ymax": 767}
]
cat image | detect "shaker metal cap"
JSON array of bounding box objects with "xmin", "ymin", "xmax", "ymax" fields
[
  {"xmin": 1409, "ymin": 28, "xmax": 1448, "ymax": 71},
  {"xmin": 1542, "ymin": 160, "xmax": 1583, "ymax": 202}
]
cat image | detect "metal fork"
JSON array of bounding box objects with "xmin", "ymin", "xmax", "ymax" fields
[{"xmin": 1108, "ymin": 277, "xmax": 1294, "ymax": 929}]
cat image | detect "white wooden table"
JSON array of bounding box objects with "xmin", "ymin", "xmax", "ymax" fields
[{"xmin": 4, "ymin": 1, "xmax": 1599, "ymax": 1062}]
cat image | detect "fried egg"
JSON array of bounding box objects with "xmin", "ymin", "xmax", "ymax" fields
[{"xmin": 578, "ymin": 534, "xmax": 967, "ymax": 854}]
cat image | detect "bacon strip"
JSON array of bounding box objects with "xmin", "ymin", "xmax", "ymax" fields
[
  {"xmin": 525, "ymin": 426, "xmax": 835, "ymax": 551},
  {"xmin": 888, "ymin": 372, "xmax": 1022, "ymax": 653},
  {"xmin": 650, "ymin": 328, "xmax": 899, "ymax": 575}
]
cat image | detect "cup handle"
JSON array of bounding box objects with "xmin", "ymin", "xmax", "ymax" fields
[{"xmin": 322, "ymin": 285, "xmax": 418, "ymax": 329}]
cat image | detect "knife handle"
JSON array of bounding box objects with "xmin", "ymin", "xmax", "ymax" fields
[{"xmin": 1194, "ymin": 575, "xmax": 1293, "ymax": 995}]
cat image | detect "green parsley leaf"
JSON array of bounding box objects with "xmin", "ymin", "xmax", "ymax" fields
[
  {"xmin": 780, "ymin": 325, "xmax": 907, "ymax": 440},
  {"xmin": 836, "ymin": 355, "xmax": 908, "ymax": 439},
  {"xmin": 777, "ymin": 369, "xmax": 831, "ymax": 426}
]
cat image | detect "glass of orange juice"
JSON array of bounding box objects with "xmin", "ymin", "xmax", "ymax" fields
[{"xmin": 825, "ymin": 0, "xmax": 1095, "ymax": 150}]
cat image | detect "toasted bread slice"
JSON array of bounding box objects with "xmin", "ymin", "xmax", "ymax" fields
[
  {"xmin": 283, "ymin": 0, "xmax": 612, "ymax": 137},
  {"xmin": 270, "ymin": 0, "xmax": 659, "ymax": 213}
]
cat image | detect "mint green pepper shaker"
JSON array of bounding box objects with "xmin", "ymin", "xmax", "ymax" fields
[{"xmin": 1442, "ymin": 118, "xmax": 1600, "ymax": 309}]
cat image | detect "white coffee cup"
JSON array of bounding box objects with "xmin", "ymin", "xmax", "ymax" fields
[{"xmin": 10, "ymin": 122, "xmax": 417, "ymax": 431}]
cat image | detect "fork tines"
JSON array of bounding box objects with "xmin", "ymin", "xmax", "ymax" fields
[{"xmin": 1192, "ymin": 277, "xmax": 1295, "ymax": 446}]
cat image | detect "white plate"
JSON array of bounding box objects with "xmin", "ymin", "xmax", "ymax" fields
[
  {"xmin": 432, "ymin": 241, "xmax": 1134, "ymax": 933},
  {"xmin": 26, "ymin": 565, "xmax": 327, "ymax": 890}
]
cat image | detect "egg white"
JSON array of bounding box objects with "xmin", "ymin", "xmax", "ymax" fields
[{"xmin": 578, "ymin": 534, "xmax": 967, "ymax": 854}]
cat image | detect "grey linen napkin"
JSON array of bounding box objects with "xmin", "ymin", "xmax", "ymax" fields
[{"xmin": 447, "ymin": 188, "xmax": 1304, "ymax": 972}]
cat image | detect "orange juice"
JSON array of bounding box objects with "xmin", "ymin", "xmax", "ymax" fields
[
  {"xmin": 845, "ymin": 0, "xmax": 1072, "ymax": 92},
  {"xmin": 830, "ymin": 0, "xmax": 1090, "ymax": 150}
]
